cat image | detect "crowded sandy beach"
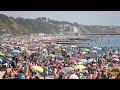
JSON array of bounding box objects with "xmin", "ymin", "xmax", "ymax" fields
[{"xmin": 0, "ymin": 34, "xmax": 120, "ymax": 79}]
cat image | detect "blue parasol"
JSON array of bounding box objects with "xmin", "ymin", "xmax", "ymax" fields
[
  {"xmin": 0, "ymin": 58, "xmax": 3, "ymax": 62},
  {"xmin": 7, "ymin": 58, "xmax": 13, "ymax": 61}
]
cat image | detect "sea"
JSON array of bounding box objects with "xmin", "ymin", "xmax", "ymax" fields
[{"xmin": 77, "ymin": 35, "xmax": 120, "ymax": 48}]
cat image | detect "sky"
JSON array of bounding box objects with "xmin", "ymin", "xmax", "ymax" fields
[{"xmin": 0, "ymin": 11, "xmax": 120, "ymax": 26}]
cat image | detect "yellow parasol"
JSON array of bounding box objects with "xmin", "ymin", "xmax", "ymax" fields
[
  {"xmin": 74, "ymin": 65, "xmax": 86, "ymax": 70},
  {"xmin": 32, "ymin": 66, "xmax": 44, "ymax": 72},
  {"xmin": 23, "ymin": 44, "xmax": 28, "ymax": 47},
  {"xmin": 35, "ymin": 47, "xmax": 39, "ymax": 49},
  {"xmin": 25, "ymin": 50, "xmax": 32, "ymax": 55},
  {"xmin": 109, "ymin": 66, "xmax": 120, "ymax": 76},
  {"xmin": 77, "ymin": 62, "xmax": 84, "ymax": 65}
]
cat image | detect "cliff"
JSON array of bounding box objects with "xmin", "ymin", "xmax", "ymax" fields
[{"xmin": 0, "ymin": 14, "xmax": 120, "ymax": 35}]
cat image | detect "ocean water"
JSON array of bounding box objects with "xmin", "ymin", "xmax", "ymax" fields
[{"xmin": 78, "ymin": 35, "xmax": 120, "ymax": 48}]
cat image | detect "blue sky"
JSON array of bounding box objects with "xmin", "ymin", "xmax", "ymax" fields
[{"xmin": 0, "ymin": 11, "xmax": 120, "ymax": 26}]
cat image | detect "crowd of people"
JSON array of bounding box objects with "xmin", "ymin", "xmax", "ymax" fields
[{"xmin": 0, "ymin": 35, "xmax": 120, "ymax": 79}]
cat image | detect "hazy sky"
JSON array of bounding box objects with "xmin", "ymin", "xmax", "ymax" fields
[{"xmin": 0, "ymin": 11, "xmax": 120, "ymax": 26}]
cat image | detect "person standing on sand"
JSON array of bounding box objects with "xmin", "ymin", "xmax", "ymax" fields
[
  {"xmin": 69, "ymin": 70, "xmax": 79, "ymax": 79},
  {"xmin": 57, "ymin": 72, "xmax": 64, "ymax": 79}
]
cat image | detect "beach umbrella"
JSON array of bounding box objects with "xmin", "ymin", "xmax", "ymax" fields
[
  {"xmin": 80, "ymin": 52, "xmax": 87, "ymax": 55},
  {"xmin": 91, "ymin": 50, "xmax": 97, "ymax": 53},
  {"xmin": 0, "ymin": 58, "xmax": 3, "ymax": 62},
  {"xmin": 7, "ymin": 58, "xmax": 13, "ymax": 61},
  {"xmin": 0, "ymin": 52, "xmax": 4, "ymax": 56},
  {"xmin": 97, "ymin": 48, "xmax": 102, "ymax": 51},
  {"xmin": 111, "ymin": 55, "xmax": 118, "ymax": 59},
  {"xmin": 42, "ymin": 53, "xmax": 48, "ymax": 57},
  {"xmin": 116, "ymin": 54, "xmax": 120, "ymax": 57},
  {"xmin": 87, "ymin": 58, "xmax": 96, "ymax": 63},
  {"xmin": 86, "ymin": 54, "xmax": 99, "ymax": 58},
  {"xmin": 12, "ymin": 50, "xmax": 21, "ymax": 53},
  {"xmin": 82, "ymin": 48, "xmax": 90, "ymax": 52},
  {"xmin": 49, "ymin": 54, "xmax": 55, "ymax": 57},
  {"xmin": 55, "ymin": 55, "xmax": 64, "ymax": 58},
  {"xmin": 52, "ymin": 55, "xmax": 56, "ymax": 58},
  {"xmin": 109, "ymin": 66, "xmax": 120, "ymax": 76},
  {"xmin": 9, "ymin": 47, "xmax": 14, "ymax": 50},
  {"xmin": 74, "ymin": 65, "xmax": 86, "ymax": 70},
  {"xmin": 80, "ymin": 59, "xmax": 88, "ymax": 63},
  {"xmin": 42, "ymin": 44, "xmax": 46, "ymax": 47},
  {"xmin": 93, "ymin": 46, "xmax": 98, "ymax": 49},
  {"xmin": 21, "ymin": 47, "xmax": 27, "ymax": 51},
  {"xmin": 70, "ymin": 57, "xmax": 79, "ymax": 61},
  {"xmin": 35, "ymin": 47, "xmax": 39, "ymax": 49},
  {"xmin": 14, "ymin": 47, "xmax": 21, "ymax": 50},
  {"xmin": 7, "ymin": 54, "xmax": 14, "ymax": 57},
  {"xmin": 61, "ymin": 67, "xmax": 73, "ymax": 73},
  {"xmin": 25, "ymin": 50, "xmax": 32, "ymax": 55},
  {"xmin": 103, "ymin": 58, "xmax": 107, "ymax": 62},
  {"xmin": 77, "ymin": 61, "xmax": 84, "ymax": 65},
  {"xmin": 71, "ymin": 45, "xmax": 77, "ymax": 48},
  {"xmin": 50, "ymin": 42, "xmax": 56, "ymax": 46},
  {"xmin": 32, "ymin": 66, "xmax": 44, "ymax": 73},
  {"xmin": 31, "ymin": 51, "xmax": 38, "ymax": 53},
  {"xmin": 1, "ymin": 43, "xmax": 6, "ymax": 46},
  {"xmin": 112, "ymin": 58, "xmax": 119, "ymax": 61},
  {"xmin": 57, "ymin": 44, "xmax": 62, "ymax": 48}
]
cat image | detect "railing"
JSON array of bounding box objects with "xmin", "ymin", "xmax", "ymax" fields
[{"xmin": 81, "ymin": 33, "xmax": 120, "ymax": 35}]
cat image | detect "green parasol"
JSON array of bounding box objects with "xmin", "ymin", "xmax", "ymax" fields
[
  {"xmin": 61, "ymin": 67, "xmax": 73, "ymax": 73},
  {"xmin": 7, "ymin": 54, "xmax": 14, "ymax": 57},
  {"xmin": 42, "ymin": 53, "xmax": 48, "ymax": 57},
  {"xmin": 0, "ymin": 52, "xmax": 4, "ymax": 56},
  {"xmin": 82, "ymin": 48, "xmax": 90, "ymax": 52}
]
